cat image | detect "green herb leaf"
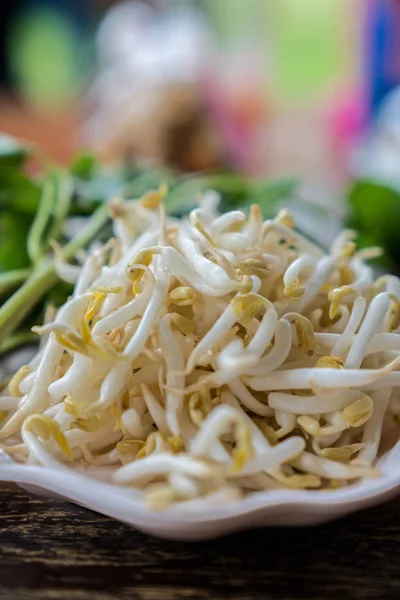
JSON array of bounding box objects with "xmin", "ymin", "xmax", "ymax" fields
[
  {"xmin": 0, "ymin": 165, "xmax": 41, "ymax": 214},
  {"xmin": 164, "ymin": 173, "xmax": 248, "ymax": 215},
  {"xmin": 247, "ymin": 177, "xmax": 298, "ymax": 215},
  {"xmin": 123, "ymin": 169, "xmax": 177, "ymax": 199},
  {"xmin": 0, "ymin": 211, "xmax": 32, "ymax": 272},
  {"xmin": 70, "ymin": 151, "xmax": 98, "ymax": 180},
  {"xmin": 348, "ymin": 179, "xmax": 400, "ymax": 269}
]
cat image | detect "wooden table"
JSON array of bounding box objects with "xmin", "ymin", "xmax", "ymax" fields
[{"xmin": 0, "ymin": 482, "xmax": 399, "ymax": 599}]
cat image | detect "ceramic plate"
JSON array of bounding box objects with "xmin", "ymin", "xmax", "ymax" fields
[{"xmin": 1, "ymin": 439, "xmax": 400, "ymax": 541}]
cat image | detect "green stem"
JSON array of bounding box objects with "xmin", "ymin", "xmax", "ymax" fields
[
  {"xmin": 0, "ymin": 204, "xmax": 109, "ymax": 345},
  {"xmin": 0, "ymin": 331, "xmax": 38, "ymax": 355},
  {"xmin": 47, "ymin": 171, "xmax": 73, "ymax": 242},
  {"xmin": 27, "ymin": 178, "xmax": 54, "ymax": 265},
  {"xmin": 0, "ymin": 268, "xmax": 32, "ymax": 296}
]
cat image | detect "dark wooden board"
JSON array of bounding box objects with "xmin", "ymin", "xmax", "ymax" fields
[{"xmin": 0, "ymin": 482, "xmax": 399, "ymax": 600}]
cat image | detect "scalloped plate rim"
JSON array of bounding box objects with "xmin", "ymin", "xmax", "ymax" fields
[{"xmin": 1, "ymin": 442, "xmax": 400, "ymax": 540}]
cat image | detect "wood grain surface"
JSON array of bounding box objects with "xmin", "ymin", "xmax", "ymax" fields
[{"xmin": 0, "ymin": 482, "xmax": 399, "ymax": 600}]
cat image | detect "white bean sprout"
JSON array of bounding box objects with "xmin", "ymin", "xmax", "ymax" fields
[{"xmin": 1, "ymin": 188, "xmax": 399, "ymax": 511}]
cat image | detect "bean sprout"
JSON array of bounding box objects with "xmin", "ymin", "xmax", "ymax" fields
[{"xmin": 1, "ymin": 191, "xmax": 399, "ymax": 510}]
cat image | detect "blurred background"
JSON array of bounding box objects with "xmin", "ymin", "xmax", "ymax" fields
[
  {"xmin": 2, "ymin": 0, "xmax": 400, "ymax": 265},
  {"xmin": 0, "ymin": 0, "xmax": 365, "ymax": 176}
]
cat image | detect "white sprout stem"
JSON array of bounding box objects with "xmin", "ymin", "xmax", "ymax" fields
[
  {"xmin": 160, "ymin": 247, "xmax": 235, "ymax": 296},
  {"xmin": 98, "ymin": 361, "xmax": 131, "ymax": 410},
  {"xmin": 168, "ymin": 472, "xmax": 200, "ymax": 499},
  {"xmin": 123, "ymin": 258, "xmax": 170, "ymax": 359},
  {"xmin": 66, "ymin": 425, "xmax": 120, "ymax": 449},
  {"xmin": 210, "ymin": 343, "xmax": 258, "ymax": 384},
  {"xmin": 268, "ymin": 389, "xmax": 366, "ymax": 415},
  {"xmin": 18, "ymin": 371, "xmax": 36, "ymax": 395},
  {"xmin": 216, "ymin": 231, "xmax": 253, "ymax": 252},
  {"xmin": 283, "ymin": 256, "xmax": 316, "ymax": 290},
  {"xmin": 330, "ymin": 229, "xmax": 357, "ymax": 255},
  {"xmin": 113, "ymin": 454, "xmax": 219, "ymax": 486},
  {"xmin": 221, "ymin": 390, "xmax": 271, "ymax": 453},
  {"xmin": 263, "ymin": 221, "xmax": 325, "ymax": 258},
  {"xmin": 53, "ymin": 251, "xmax": 81, "ymax": 284},
  {"xmin": 177, "ymin": 230, "xmax": 234, "ymax": 291},
  {"xmin": 291, "ymin": 257, "xmax": 336, "ymax": 312},
  {"xmin": 330, "ymin": 305, "xmax": 350, "ymax": 333},
  {"xmin": 0, "ymin": 337, "xmax": 64, "ymax": 438},
  {"xmin": 92, "ymin": 287, "xmax": 152, "ymax": 336},
  {"xmin": 121, "ymin": 408, "xmax": 150, "ymax": 438},
  {"xmin": 199, "ymin": 189, "xmax": 221, "ymax": 215},
  {"xmin": 261, "ymin": 262, "xmax": 287, "ymax": 299},
  {"xmin": 292, "ymin": 452, "xmax": 376, "ymax": 480},
  {"xmin": 236, "ymin": 437, "xmax": 305, "ymax": 477},
  {"xmin": 362, "ymin": 373, "xmax": 400, "ymax": 390},
  {"xmin": 228, "ymin": 378, "xmax": 273, "ymax": 417},
  {"xmin": 100, "ymin": 278, "xmax": 130, "ymax": 317},
  {"xmin": 245, "ymin": 305, "xmax": 277, "ymax": 357},
  {"xmin": 83, "ymin": 448, "xmax": 121, "ymax": 466},
  {"xmin": 358, "ymin": 388, "xmax": 391, "ymax": 464},
  {"xmin": 317, "ymin": 331, "xmax": 400, "ymax": 356},
  {"xmin": 367, "ymin": 333, "xmax": 400, "ymax": 353},
  {"xmin": 331, "ymin": 296, "xmax": 366, "ymax": 358},
  {"xmin": 246, "ymin": 357, "xmax": 400, "ymax": 391},
  {"xmin": 190, "ymin": 405, "xmax": 245, "ymax": 457},
  {"xmin": 158, "ymin": 315, "xmax": 185, "ymax": 435},
  {"xmin": 140, "ymin": 384, "xmax": 170, "ymax": 436},
  {"xmin": 275, "ymin": 410, "xmax": 297, "ymax": 437},
  {"xmin": 345, "ymin": 293, "xmax": 390, "ymax": 368},
  {"xmin": 244, "ymin": 319, "xmax": 292, "ymax": 376},
  {"xmin": 387, "ymin": 276, "xmax": 400, "ymax": 298},
  {"xmin": 186, "ymin": 303, "xmax": 237, "ymax": 373},
  {"xmin": 350, "ymin": 258, "xmax": 374, "ymax": 293},
  {"xmin": 21, "ymin": 431, "xmax": 67, "ymax": 470},
  {"xmin": 113, "ymin": 217, "xmax": 135, "ymax": 252},
  {"xmin": 115, "ymin": 229, "xmax": 161, "ymax": 275},
  {"xmin": 48, "ymin": 354, "xmax": 93, "ymax": 400},
  {"xmin": 169, "ymin": 487, "xmax": 242, "ymax": 512},
  {"xmin": 74, "ymin": 255, "xmax": 101, "ymax": 297},
  {"xmin": 209, "ymin": 211, "xmax": 246, "ymax": 234}
]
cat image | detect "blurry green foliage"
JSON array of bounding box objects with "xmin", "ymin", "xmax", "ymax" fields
[
  {"xmin": 8, "ymin": 7, "xmax": 84, "ymax": 108},
  {"xmin": 348, "ymin": 179, "xmax": 400, "ymax": 272}
]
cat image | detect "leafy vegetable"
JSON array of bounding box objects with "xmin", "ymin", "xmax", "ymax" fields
[
  {"xmin": 347, "ymin": 179, "xmax": 400, "ymax": 271},
  {"xmin": 0, "ymin": 211, "xmax": 32, "ymax": 271},
  {"xmin": 0, "ymin": 165, "xmax": 41, "ymax": 215},
  {"xmin": 69, "ymin": 151, "xmax": 98, "ymax": 180},
  {"xmin": 244, "ymin": 177, "xmax": 299, "ymax": 215}
]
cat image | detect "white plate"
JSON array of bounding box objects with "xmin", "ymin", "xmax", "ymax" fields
[{"xmin": 1, "ymin": 440, "xmax": 400, "ymax": 540}]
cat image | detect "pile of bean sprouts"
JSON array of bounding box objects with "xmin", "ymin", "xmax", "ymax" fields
[{"xmin": 1, "ymin": 186, "xmax": 400, "ymax": 511}]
